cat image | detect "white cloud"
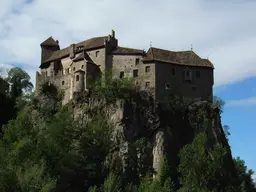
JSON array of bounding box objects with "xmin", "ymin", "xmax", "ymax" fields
[
  {"xmin": 226, "ymin": 97, "xmax": 256, "ymax": 107},
  {"xmin": 1, "ymin": 0, "xmax": 256, "ymax": 87}
]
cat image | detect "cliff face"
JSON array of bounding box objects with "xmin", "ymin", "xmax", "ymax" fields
[{"xmin": 70, "ymin": 91, "xmax": 234, "ymax": 180}]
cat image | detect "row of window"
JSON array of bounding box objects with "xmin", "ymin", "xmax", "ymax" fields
[
  {"xmin": 119, "ymin": 67, "xmax": 201, "ymax": 80},
  {"xmin": 171, "ymin": 68, "xmax": 200, "ymax": 78},
  {"xmin": 63, "ymin": 65, "xmax": 85, "ymax": 75},
  {"xmin": 119, "ymin": 66, "xmax": 150, "ymax": 78},
  {"xmin": 61, "ymin": 75, "xmax": 80, "ymax": 85}
]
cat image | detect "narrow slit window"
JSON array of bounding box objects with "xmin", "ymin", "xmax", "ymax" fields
[
  {"xmin": 135, "ymin": 58, "xmax": 140, "ymax": 65},
  {"xmin": 120, "ymin": 71, "xmax": 124, "ymax": 78}
]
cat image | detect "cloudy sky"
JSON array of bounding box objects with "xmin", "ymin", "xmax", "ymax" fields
[{"xmin": 1, "ymin": 0, "xmax": 256, "ymax": 178}]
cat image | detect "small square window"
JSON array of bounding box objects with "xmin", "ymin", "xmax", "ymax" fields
[
  {"xmin": 196, "ymin": 71, "xmax": 200, "ymax": 78},
  {"xmin": 133, "ymin": 69, "xmax": 138, "ymax": 77},
  {"xmin": 120, "ymin": 71, "xmax": 124, "ymax": 78},
  {"xmin": 145, "ymin": 81, "xmax": 150, "ymax": 88},
  {"xmin": 145, "ymin": 66, "xmax": 150, "ymax": 72},
  {"xmin": 135, "ymin": 58, "xmax": 140, "ymax": 65},
  {"xmin": 165, "ymin": 83, "xmax": 170, "ymax": 89}
]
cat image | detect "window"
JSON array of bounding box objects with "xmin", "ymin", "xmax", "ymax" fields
[
  {"xmin": 165, "ymin": 83, "xmax": 170, "ymax": 89},
  {"xmin": 62, "ymin": 81, "xmax": 65, "ymax": 85},
  {"xmin": 96, "ymin": 51, "xmax": 99, "ymax": 57},
  {"xmin": 196, "ymin": 71, "xmax": 200, "ymax": 78},
  {"xmin": 184, "ymin": 70, "xmax": 192, "ymax": 81},
  {"xmin": 81, "ymin": 65, "xmax": 84, "ymax": 69},
  {"xmin": 120, "ymin": 71, "xmax": 124, "ymax": 78},
  {"xmin": 145, "ymin": 81, "xmax": 150, "ymax": 88},
  {"xmin": 73, "ymin": 67, "xmax": 76, "ymax": 71},
  {"xmin": 135, "ymin": 58, "xmax": 140, "ymax": 65},
  {"xmin": 145, "ymin": 66, "xmax": 150, "ymax": 73},
  {"xmin": 192, "ymin": 86, "xmax": 196, "ymax": 91},
  {"xmin": 76, "ymin": 46, "xmax": 84, "ymax": 51},
  {"xmin": 133, "ymin": 69, "xmax": 138, "ymax": 77},
  {"xmin": 76, "ymin": 75, "xmax": 79, "ymax": 81},
  {"xmin": 172, "ymin": 68, "xmax": 175, "ymax": 75}
]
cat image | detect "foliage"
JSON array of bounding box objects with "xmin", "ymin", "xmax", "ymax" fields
[
  {"xmin": 178, "ymin": 132, "xmax": 230, "ymax": 192},
  {"xmin": 213, "ymin": 96, "xmax": 225, "ymax": 114},
  {"xmin": 5, "ymin": 67, "xmax": 33, "ymax": 100},
  {"xmin": 0, "ymin": 67, "xmax": 255, "ymax": 192},
  {"xmin": 90, "ymin": 68, "xmax": 137, "ymax": 103},
  {"xmin": 103, "ymin": 172, "xmax": 121, "ymax": 192},
  {"xmin": 233, "ymin": 157, "xmax": 256, "ymax": 192},
  {"xmin": 0, "ymin": 67, "xmax": 34, "ymax": 131}
]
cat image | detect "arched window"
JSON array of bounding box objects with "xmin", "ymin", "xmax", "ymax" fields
[
  {"xmin": 73, "ymin": 67, "xmax": 76, "ymax": 71},
  {"xmin": 76, "ymin": 75, "xmax": 79, "ymax": 81},
  {"xmin": 62, "ymin": 81, "xmax": 65, "ymax": 85},
  {"xmin": 81, "ymin": 65, "xmax": 84, "ymax": 69}
]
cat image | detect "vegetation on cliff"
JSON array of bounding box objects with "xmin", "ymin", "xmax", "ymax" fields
[{"xmin": 0, "ymin": 67, "xmax": 255, "ymax": 192}]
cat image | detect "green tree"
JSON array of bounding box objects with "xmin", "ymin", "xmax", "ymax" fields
[
  {"xmin": 5, "ymin": 67, "xmax": 33, "ymax": 100},
  {"xmin": 233, "ymin": 157, "xmax": 256, "ymax": 192},
  {"xmin": 178, "ymin": 132, "xmax": 230, "ymax": 192},
  {"xmin": 213, "ymin": 96, "xmax": 225, "ymax": 114},
  {"xmin": 103, "ymin": 172, "xmax": 121, "ymax": 192}
]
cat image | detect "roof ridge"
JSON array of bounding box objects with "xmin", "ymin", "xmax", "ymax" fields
[{"xmin": 117, "ymin": 46, "xmax": 143, "ymax": 50}]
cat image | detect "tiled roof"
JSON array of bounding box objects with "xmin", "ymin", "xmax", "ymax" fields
[
  {"xmin": 40, "ymin": 37, "xmax": 59, "ymax": 46},
  {"xmin": 42, "ymin": 36, "xmax": 107, "ymax": 63},
  {"xmin": 143, "ymin": 47, "xmax": 214, "ymax": 68},
  {"xmin": 111, "ymin": 46, "xmax": 144, "ymax": 55},
  {"xmin": 73, "ymin": 51, "xmax": 93, "ymax": 63},
  {"xmin": 76, "ymin": 36, "xmax": 107, "ymax": 49}
]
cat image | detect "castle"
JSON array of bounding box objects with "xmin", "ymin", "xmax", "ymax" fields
[{"xmin": 36, "ymin": 30, "xmax": 214, "ymax": 104}]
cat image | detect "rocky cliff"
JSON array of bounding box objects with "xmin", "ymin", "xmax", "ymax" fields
[{"xmin": 69, "ymin": 90, "xmax": 234, "ymax": 182}]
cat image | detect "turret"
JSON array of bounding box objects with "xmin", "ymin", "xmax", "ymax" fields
[
  {"xmin": 40, "ymin": 37, "xmax": 60, "ymax": 64},
  {"xmin": 74, "ymin": 70, "xmax": 85, "ymax": 92}
]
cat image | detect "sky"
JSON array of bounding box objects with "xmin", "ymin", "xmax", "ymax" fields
[{"xmin": 0, "ymin": 0, "xmax": 256, "ymax": 178}]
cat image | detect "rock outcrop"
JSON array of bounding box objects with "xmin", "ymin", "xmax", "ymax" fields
[{"xmin": 68, "ymin": 91, "xmax": 234, "ymax": 180}]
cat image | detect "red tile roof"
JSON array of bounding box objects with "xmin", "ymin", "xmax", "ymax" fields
[{"xmin": 143, "ymin": 47, "xmax": 214, "ymax": 68}]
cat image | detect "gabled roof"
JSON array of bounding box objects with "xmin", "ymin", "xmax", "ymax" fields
[
  {"xmin": 73, "ymin": 51, "xmax": 93, "ymax": 63},
  {"xmin": 111, "ymin": 46, "xmax": 144, "ymax": 55},
  {"xmin": 143, "ymin": 47, "xmax": 214, "ymax": 68},
  {"xmin": 40, "ymin": 37, "xmax": 58, "ymax": 46},
  {"xmin": 76, "ymin": 36, "xmax": 107, "ymax": 49},
  {"xmin": 42, "ymin": 36, "xmax": 107, "ymax": 64}
]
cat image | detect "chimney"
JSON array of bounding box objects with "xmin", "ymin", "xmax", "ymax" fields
[
  {"xmin": 111, "ymin": 30, "xmax": 115, "ymax": 38},
  {"xmin": 69, "ymin": 44, "xmax": 75, "ymax": 59},
  {"xmin": 56, "ymin": 40, "xmax": 59, "ymax": 45},
  {"xmin": 107, "ymin": 35, "xmax": 111, "ymax": 41}
]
